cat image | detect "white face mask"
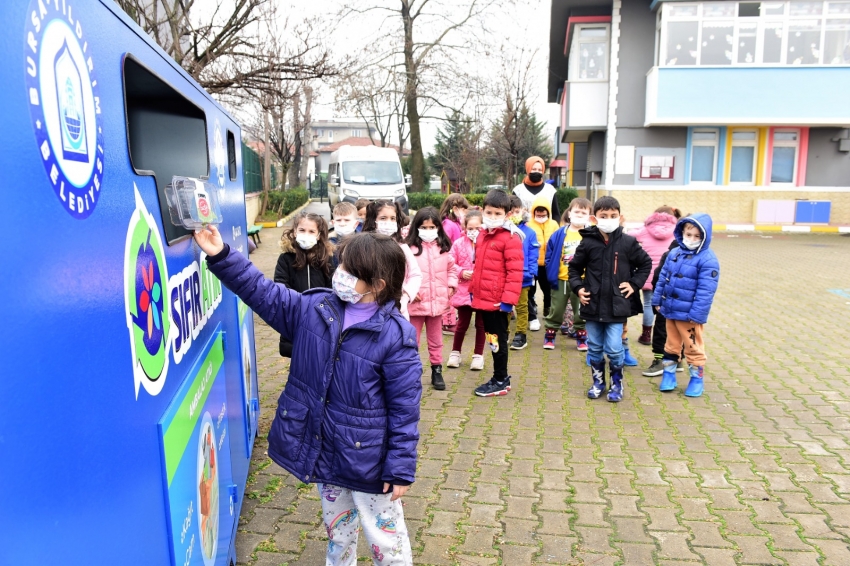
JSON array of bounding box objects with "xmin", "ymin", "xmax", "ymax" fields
[
  {"xmin": 332, "ymin": 268, "xmax": 370, "ymax": 304},
  {"xmin": 376, "ymin": 221, "xmax": 397, "ymax": 236},
  {"xmin": 683, "ymin": 238, "xmax": 702, "ymax": 250},
  {"xmin": 334, "ymin": 223, "xmax": 355, "ymax": 237},
  {"xmin": 595, "ymin": 218, "xmax": 620, "ymax": 234},
  {"xmin": 418, "ymin": 228, "xmax": 439, "ymax": 242},
  {"xmin": 569, "ymin": 212, "xmax": 589, "ymax": 227},
  {"xmin": 534, "ymin": 215, "xmax": 548, "ymax": 224},
  {"xmin": 466, "ymin": 229, "xmax": 480, "ymax": 241},
  {"xmin": 296, "ymin": 234, "xmax": 318, "ymax": 250},
  {"xmin": 482, "ymin": 216, "xmax": 504, "ymax": 230}
]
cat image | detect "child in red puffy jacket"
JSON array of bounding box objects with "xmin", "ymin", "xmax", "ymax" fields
[{"xmin": 469, "ymin": 189, "xmax": 524, "ymax": 397}]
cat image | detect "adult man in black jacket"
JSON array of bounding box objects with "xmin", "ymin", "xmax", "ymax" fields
[{"xmin": 568, "ymin": 196, "xmax": 652, "ymax": 402}]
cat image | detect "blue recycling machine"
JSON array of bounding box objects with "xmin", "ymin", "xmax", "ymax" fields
[{"xmin": 1, "ymin": 1, "xmax": 261, "ymax": 564}]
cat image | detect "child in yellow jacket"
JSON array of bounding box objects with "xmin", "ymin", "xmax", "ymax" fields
[{"xmin": 527, "ymin": 194, "xmax": 560, "ymax": 331}]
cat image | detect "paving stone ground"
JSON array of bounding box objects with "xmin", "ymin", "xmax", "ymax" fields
[{"xmin": 236, "ymin": 208, "xmax": 850, "ymax": 565}]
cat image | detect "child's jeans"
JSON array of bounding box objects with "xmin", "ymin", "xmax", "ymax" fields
[
  {"xmin": 318, "ymin": 483, "xmax": 413, "ymax": 565},
  {"xmin": 585, "ymin": 321, "xmax": 625, "ymax": 366},
  {"xmin": 544, "ymin": 279, "xmax": 585, "ymax": 331},
  {"xmin": 409, "ymin": 315, "xmax": 443, "ymax": 365},
  {"xmin": 453, "ymin": 306, "xmax": 485, "ymax": 354},
  {"xmin": 641, "ymin": 289, "xmax": 655, "ymax": 327},
  {"xmin": 663, "ymin": 319, "xmax": 707, "ymax": 366},
  {"xmin": 515, "ymin": 287, "xmax": 532, "ymax": 333}
]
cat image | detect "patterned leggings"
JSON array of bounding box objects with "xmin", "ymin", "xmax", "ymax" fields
[{"xmin": 318, "ymin": 483, "xmax": 413, "ymax": 566}]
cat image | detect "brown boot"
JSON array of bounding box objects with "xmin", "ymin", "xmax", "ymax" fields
[{"xmin": 638, "ymin": 325, "xmax": 652, "ymax": 345}]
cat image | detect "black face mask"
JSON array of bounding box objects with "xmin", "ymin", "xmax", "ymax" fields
[{"xmin": 528, "ymin": 172, "xmax": 543, "ymax": 183}]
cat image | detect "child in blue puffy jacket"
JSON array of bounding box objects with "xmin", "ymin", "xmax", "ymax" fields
[
  {"xmin": 508, "ymin": 195, "xmax": 539, "ymax": 351},
  {"xmin": 652, "ymin": 213, "xmax": 720, "ymax": 398},
  {"xmin": 194, "ymin": 227, "xmax": 421, "ymax": 565}
]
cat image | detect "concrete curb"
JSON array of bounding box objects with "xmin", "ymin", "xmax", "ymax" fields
[
  {"xmin": 254, "ymin": 200, "xmax": 312, "ymax": 228},
  {"xmin": 714, "ymin": 224, "xmax": 850, "ymax": 234},
  {"xmin": 623, "ymin": 221, "xmax": 850, "ymax": 234}
]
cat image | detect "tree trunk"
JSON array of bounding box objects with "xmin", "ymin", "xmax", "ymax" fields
[
  {"xmin": 401, "ymin": 3, "xmax": 424, "ymax": 192},
  {"xmin": 300, "ymin": 86, "xmax": 313, "ymax": 185},
  {"xmin": 260, "ymin": 108, "xmax": 271, "ymax": 216},
  {"xmin": 289, "ymin": 91, "xmax": 302, "ymax": 190}
]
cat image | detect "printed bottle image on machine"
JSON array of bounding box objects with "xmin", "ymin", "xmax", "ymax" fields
[{"xmin": 54, "ymin": 39, "xmax": 88, "ymax": 163}]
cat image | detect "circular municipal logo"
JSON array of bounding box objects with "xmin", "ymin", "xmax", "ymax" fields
[
  {"xmin": 125, "ymin": 187, "xmax": 172, "ymax": 398},
  {"xmin": 25, "ymin": 1, "xmax": 104, "ymax": 220}
]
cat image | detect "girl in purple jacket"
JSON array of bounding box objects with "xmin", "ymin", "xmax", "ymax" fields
[{"xmin": 194, "ymin": 228, "xmax": 421, "ymax": 565}]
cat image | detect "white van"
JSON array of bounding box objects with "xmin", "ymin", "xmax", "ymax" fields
[{"xmin": 328, "ymin": 145, "xmax": 410, "ymax": 213}]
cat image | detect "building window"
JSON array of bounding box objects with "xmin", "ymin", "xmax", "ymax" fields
[
  {"xmin": 730, "ymin": 129, "xmax": 758, "ymax": 183},
  {"xmin": 315, "ymin": 129, "xmax": 323, "ymax": 138},
  {"xmin": 770, "ymin": 129, "xmax": 800, "ymax": 183},
  {"xmin": 351, "ymin": 129, "xmax": 363, "ymax": 137},
  {"xmin": 660, "ymin": 1, "xmax": 850, "ymax": 66},
  {"xmin": 690, "ymin": 128, "xmax": 719, "ymax": 183},
  {"xmin": 639, "ymin": 155, "xmax": 675, "ymax": 179},
  {"xmin": 569, "ymin": 24, "xmax": 611, "ymax": 80},
  {"xmin": 328, "ymin": 130, "xmax": 333, "ymax": 142}
]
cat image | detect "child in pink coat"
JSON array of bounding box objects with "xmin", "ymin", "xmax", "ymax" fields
[
  {"xmin": 631, "ymin": 206, "xmax": 680, "ymax": 344},
  {"xmin": 446, "ymin": 210, "xmax": 486, "ymax": 372},
  {"xmin": 362, "ymin": 200, "xmax": 422, "ymax": 320},
  {"xmin": 406, "ymin": 207, "xmax": 459, "ymax": 390}
]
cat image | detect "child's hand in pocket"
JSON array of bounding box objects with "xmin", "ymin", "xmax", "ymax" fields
[
  {"xmin": 619, "ymin": 282, "xmax": 635, "ymax": 298},
  {"xmin": 578, "ymin": 288, "xmax": 591, "ymax": 305}
]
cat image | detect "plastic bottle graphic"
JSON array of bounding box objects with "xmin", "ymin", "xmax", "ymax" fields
[{"xmin": 54, "ymin": 39, "xmax": 89, "ymax": 163}]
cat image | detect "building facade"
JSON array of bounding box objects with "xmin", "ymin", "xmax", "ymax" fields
[
  {"xmin": 548, "ymin": 0, "xmax": 850, "ymax": 225},
  {"xmin": 309, "ymin": 120, "xmax": 379, "ymax": 151}
]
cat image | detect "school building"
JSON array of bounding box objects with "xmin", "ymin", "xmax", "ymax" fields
[{"xmin": 548, "ymin": 0, "xmax": 850, "ymax": 227}]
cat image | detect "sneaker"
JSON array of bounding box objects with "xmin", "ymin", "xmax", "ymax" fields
[
  {"xmin": 474, "ymin": 376, "xmax": 511, "ymax": 397},
  {"xmin": 642, "ymin": 358, "xmax": 664, "ymax": 377},
  {"xmin": 431, "ymin": 365, "xmax": 446, "ymax": 390},
  {"xmin": 470, "ymin": 354, "xmax": 484, "ymax": 371},
  {"xmin": 543, "ymin": 329, "xmax": 556, "ymax": 350},
  {"xmin": 447, "ymin": 351, "xmax": 461, "ymax": 368},
  {"xmin": 529, "ymin": 319, "xmax": 541, "ymax": 332},
  {"xmin": 442, "ymin": 324, "xmax": 456, "ymax": 336},
  {"xmin": 575, "ymin": 329, "xmax": 588, "ymax": 352},
  {"xmin": 486, "ymin": 333, "xmax": 500, "ymax": 353},
  {"xmin": 510, "ymin": 333, "xmax": 528, "ymax": 350},
  {"xmin": 677, "ymin": 360, "xmax": 686, "ymax": 372}
]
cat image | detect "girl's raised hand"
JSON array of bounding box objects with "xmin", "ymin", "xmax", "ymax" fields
[{"xmin": 194, "ymin": 225, "xmax": 225, "ymax": 256}]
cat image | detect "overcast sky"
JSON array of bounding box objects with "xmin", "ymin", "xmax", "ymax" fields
[{"xmin": 286, "ymin": 0, "xmax": 562, "ymax": 154}]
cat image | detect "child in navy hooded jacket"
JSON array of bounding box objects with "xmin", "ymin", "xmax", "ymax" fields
[
  {"xmin": 194, "ymin": 227, "xmax": 421, "ymax": 565},
  {"xmin": 652, "ymin": 213, "xmax": 720, "ymax": 398}
]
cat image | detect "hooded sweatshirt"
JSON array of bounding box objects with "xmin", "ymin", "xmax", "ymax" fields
[
  {"xmin": 513, "ymin": 156, "xmax": 560, "ymax": 220},
  {"xmin": 632, "ymin": 212, "xmax": 678, "ymax": 290},
  {"xmin": 651, "ymin": 213, "xmax": 720, "ymax": 324},
  {"xmin": 527, "ymin": 195, "xmax": 560, "ymax": 266}
]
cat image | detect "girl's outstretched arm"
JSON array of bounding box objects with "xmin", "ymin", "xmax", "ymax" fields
[{"xmin": 196, "ymin": 226, "xmax": 303, "ymax": 342}]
